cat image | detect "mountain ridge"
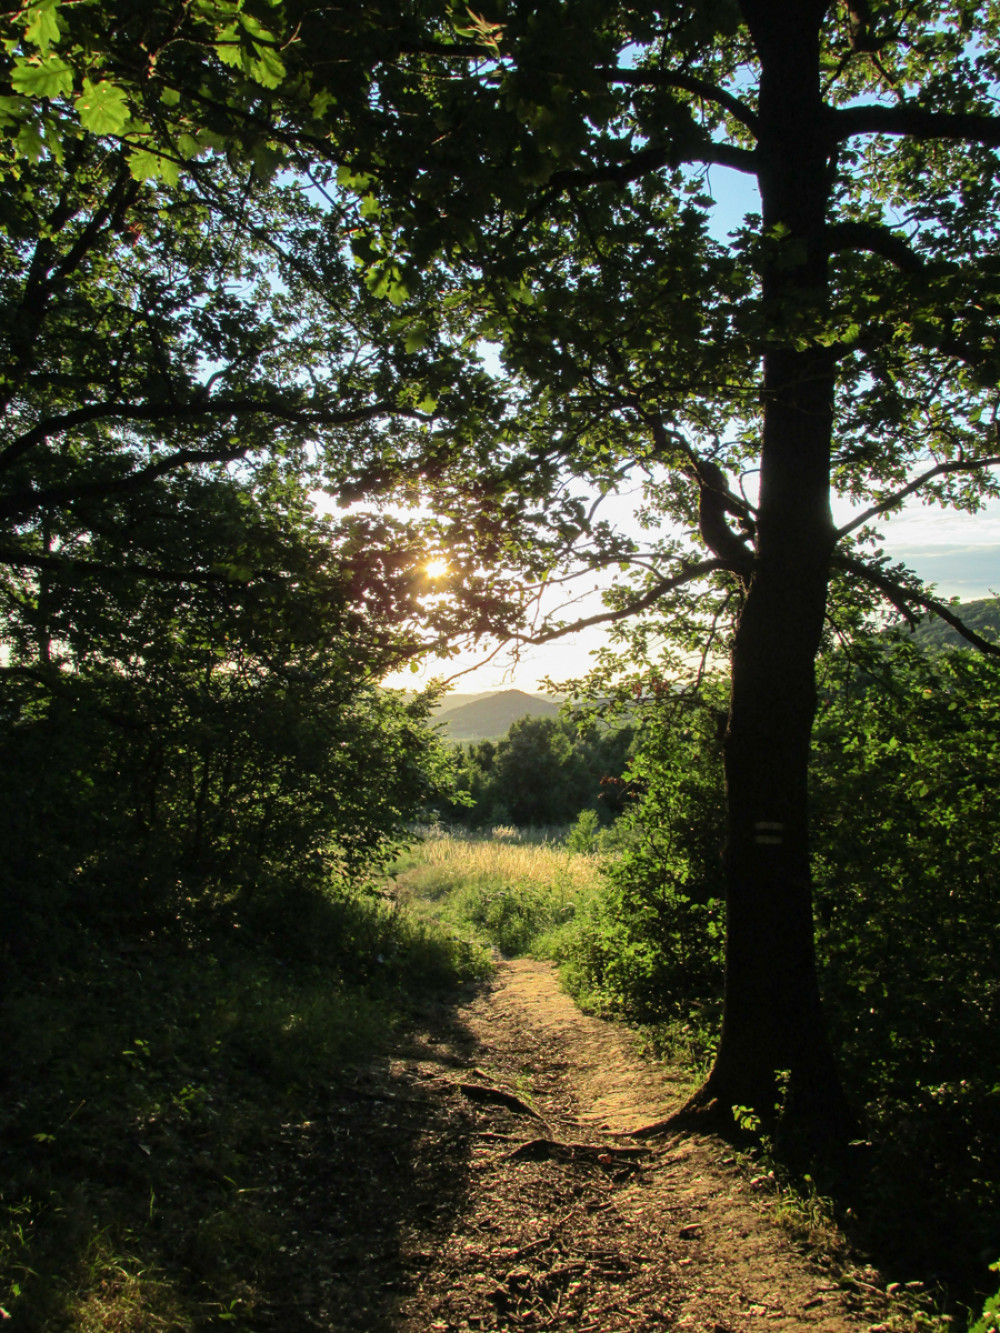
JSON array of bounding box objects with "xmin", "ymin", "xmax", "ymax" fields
[{"xmin": 434, "ymin": 689, "xmax": 561, "ymax": 741}]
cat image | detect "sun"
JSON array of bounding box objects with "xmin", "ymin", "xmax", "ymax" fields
[{"xmin": 425, "ymin": 557, "xmax": 450, "ymax": 579}]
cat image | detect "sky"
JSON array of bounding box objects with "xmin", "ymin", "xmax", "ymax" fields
[
  {"xmin": 381, "ymin": 164, "xmax": 1000, "ymax": 695},
  {"xmin": 385, "ymin": 493, "xmax": 1000, "ymax": 696}
]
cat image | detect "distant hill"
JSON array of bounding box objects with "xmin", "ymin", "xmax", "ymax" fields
[
  {"xmin": 906, "ymin": 597, "xmax": 1000, "ymax": 650},
  {"xmin": 435, "ymin": 689, "xmax": 560, "ymax": 741},
  {"xmin": 432, "ymin": 692, "xmax": 498, "ymax": 717}
]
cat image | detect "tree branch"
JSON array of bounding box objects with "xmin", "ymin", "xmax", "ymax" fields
[
  {"xmin": 832, "ymin": 552, "xmax": 1000, "ymax": 656},
  {"xmin": 528, "ymin": 559, "xmax": 729, "ymax": 643},
  {"xmin": 835, "ymin": 454, "xmax": 1000, "ymax": 538},
  {"xmin": 0, "ymin": 392, "xmax": 414, "ymax": 479},
  {"xmin": 826, "ymin": 219, "xmax": 926, "ymax": 271},
  {"xmin": 596, "ymin": 66, "xmax": 760, "ymax": 134},
  {"xmin": 0, "ymin": 546, "xmax": 253, "ymax": 587},
  {"xmin": 549, "ymin": 138, "xmax": 757, "ymax": 193},
  {"xmin": 833, "ymin": 102, "xmax": 1000, "ymax": 148}
]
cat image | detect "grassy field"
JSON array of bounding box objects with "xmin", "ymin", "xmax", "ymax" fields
[{"xmin": 393, "ymin": 825, "xmax": 605, "ymax": 959}]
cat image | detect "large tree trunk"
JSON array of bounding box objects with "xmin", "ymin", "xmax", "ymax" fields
[{"xmin": 694, "ymin": 0, "xmax": 855, "ymax": 1136}]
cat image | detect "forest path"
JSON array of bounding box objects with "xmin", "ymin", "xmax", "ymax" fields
[{"xmin": 270, "ymin": 959, "xmax": 891, "ymax": 1331}]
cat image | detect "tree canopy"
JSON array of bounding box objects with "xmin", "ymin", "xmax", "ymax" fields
[
  {"xmin": 332, "ymin": 0, "xmax": 1000, "ymax": 1132},
  {"xmin": 5, "ymin": 0, "xmax": 1000, "ymax": 1136}
]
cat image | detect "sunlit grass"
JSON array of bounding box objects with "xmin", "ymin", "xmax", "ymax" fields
[{"xmin": 394, "ymin": 826, "xmax": 605, "ymax": 957}]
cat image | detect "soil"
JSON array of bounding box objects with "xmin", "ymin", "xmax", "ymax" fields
[{"xmin": 246, "ymin": 959, "xmax": 902, "ymax": 1331}]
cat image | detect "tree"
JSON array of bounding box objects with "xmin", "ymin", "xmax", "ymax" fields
[
  {"xmin": 0, "ymin": 2, "xmax": 534, "ymax": 984},
  {"xmin": 9, "ymin": 0, "xmax": 1000, "ymax": 1135},
  {"xmin": 0, "ymin": 0, "xmax": 527, "ymax": 599},
  {"xmin": 338, "ymin": 0, "xmax": 1000, "ymax": 1134},
  {"xmin": 446, "ymin": 714, "xmax": 634, "ymax": 827},
  {"xmin": 0, "ymin": 457, "xmax": 459, "ymax": 976}
]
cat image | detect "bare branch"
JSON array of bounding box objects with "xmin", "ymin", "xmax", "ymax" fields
[{"xmin": 528, "ymin": 559, "xmax": 729, "ymax": 643}]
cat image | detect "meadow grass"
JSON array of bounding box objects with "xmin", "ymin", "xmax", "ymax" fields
[{"xmin": 394, "ymin": 825, "xmax": 605, "ymax": 957}]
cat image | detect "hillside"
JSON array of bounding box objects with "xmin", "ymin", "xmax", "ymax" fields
[
  {"xmin": 432, "ymin": 692, "xmax": 498, "ymax": 716},
  {"xmin": 435, "ymin": 689, "xmax": 560, "ymax": 741},
  {"xmin": 906, "ymin": 597, "xmax": 1000, "ymax": 650}
]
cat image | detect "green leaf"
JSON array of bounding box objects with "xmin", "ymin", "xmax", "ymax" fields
[
  {"xmin": 336, "ymin": 164, "xmax": 374, "ymax": 191},
  {"xmin": 405, "ymin": 323, "xmax": 429, "ymax": 353},
  {"xmin": 387, "ymin": 276, "xmax": 410, "ymax": 306},
  {"xmin": 214, "ymin": 19, "xmax": 286, "ymax": 89},
  {"xmin": 24, "ymin": 1, "xmax": 62, "ymax": 54},
  {"xmin": 175, "ymin": 133, "xmax": 201, "ymax": 160},
  {"xmin": 251, "ymin": 141, "xmax": 282, "ymax": 182},
  {"xmin": 311, "ymin": 88, "xmax": 336, "ymax": 117},
  {"xmin": 127, "ymin": 147, "xmax": 180, "ymax": 186},
  {"xmin": 15, "ymin": 119, "xmax": 45, "ymax": 162},
  {"xmin": 214, "ymin": 24, "xmax": 244, "ymax": 70},
  {"xmin": 75, "ymin": 80, "xmax": 130, "ymax": 135},
  {"xmin": 11, "ymin": 54, "xmax": 73, "ymax": 98},
  {"xmin": 249, "ymin": 43, "xmax": 285, "ymax": 90}
]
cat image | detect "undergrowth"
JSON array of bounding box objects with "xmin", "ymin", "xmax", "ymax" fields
[{"xmin": 0, "ymin": 876, "xmax": 490, "ymax": 1330}]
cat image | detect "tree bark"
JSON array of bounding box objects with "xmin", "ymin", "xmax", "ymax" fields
[{"xmin": 692, "ymin": 0, "xmax": 855, "ymax": 1136}]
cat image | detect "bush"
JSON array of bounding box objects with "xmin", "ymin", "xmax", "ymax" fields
[
  {"xmin": 970, "ymin": 1263, "xmax": 1000, "ymax": 1333},
  {"xmin": 553, "ymin": 686, "xmax": 727, "ymax": 1020}
]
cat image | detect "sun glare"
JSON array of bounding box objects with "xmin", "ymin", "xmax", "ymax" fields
[{"xmin": 425, "ymin": 558, "xmax": 450, "ymax": 579}]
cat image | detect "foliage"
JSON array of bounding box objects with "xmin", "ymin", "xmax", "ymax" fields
[
  {"xmin": 551, "ymin": 686, "xmax": 727, "ymax": 1021},
  {"xmin": 442, "ymin": 715, "xmax": 634, "ymax": 828},
  {"xmin": 0, "ymin": 123, "xmax": 494, "ymax": 570},
  {"xmin": 0, "ymin": 0, "xmax": 511, "ymax": 205},
  {"xmin": 544, "ymin": 637, "xmax": 1000, "ymax": 1299},
  {"xmin": 907, "ymin": 598, "xmax": 1000, "ymax": 653},
  {"xmin": 0, "ymin": 455, "xmax": 464, "ymax": 976},
  {"xmin": 565, "ymin": 808, "xmax": 601, "ymax": 855},
  {"xmin": 0, "ymin": 876, "xmax": 488, "ymax": 1329},
  {"xmin": 970, "ymin": 1263, "xmax": 1000, "ymax": 1333},
  {"xmin": 812, "ymin": 640, "xmax": 1000, "ymax": 1109},
  {"xmin": 809, "ymin": 640, "xmax": 1000, "ymax": 1283}
]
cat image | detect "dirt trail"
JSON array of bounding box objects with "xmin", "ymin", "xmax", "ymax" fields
[
  {"xmin": 398, "ymin": 957, "xmax": 872, "ymax": 1332},
  {"xmin": 262, "ymin": 958, "xmax": 894, "ymax": 1330}
]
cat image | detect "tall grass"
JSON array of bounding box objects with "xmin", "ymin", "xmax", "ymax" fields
[{"xmin": 394, "ymin": 826, "xmax": 605, "ymax": 957}]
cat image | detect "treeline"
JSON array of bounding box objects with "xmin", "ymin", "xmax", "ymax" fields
[
  {"xmin": 0, "ymin": 467, "xmax": 456, "ymax": 976},
  {"xmin": 438, "ymin": 714, "xmax": 634, "ymax": 828}
]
